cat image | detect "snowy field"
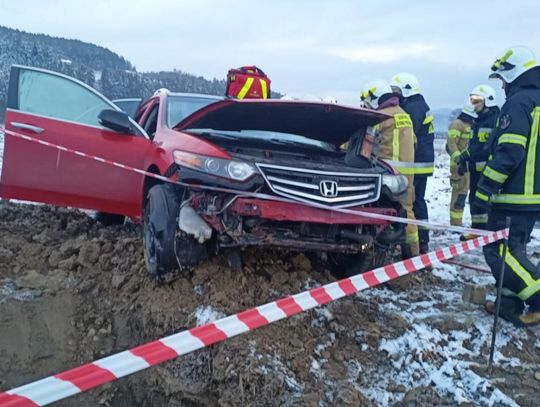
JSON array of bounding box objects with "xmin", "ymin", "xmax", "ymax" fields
[{"xmin": 353, "ymin": 139, "xmax": 540, "ymax": 405}]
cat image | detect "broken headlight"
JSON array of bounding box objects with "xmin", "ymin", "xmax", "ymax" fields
[
  {"xmin": 173, "ymin": 151, "xmax": 257, "ymax": 181},
  {"xmin": 382, "ymin": 174, "xmax": 408, "ymax": 194}
]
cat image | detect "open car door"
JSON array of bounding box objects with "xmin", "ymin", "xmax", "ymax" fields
[{"xmin": 0, "ymin": 65, "xmax": 151, "ymax": 217}]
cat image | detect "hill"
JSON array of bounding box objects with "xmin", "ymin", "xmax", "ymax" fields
[{"xmin": 0, "ymin": 25, "xmax": 242, "ymax": 121}]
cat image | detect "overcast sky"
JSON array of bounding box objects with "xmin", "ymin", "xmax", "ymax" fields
[{"xmin": 1, "ymin": 0, "xmax": 539, "ymax": 109}]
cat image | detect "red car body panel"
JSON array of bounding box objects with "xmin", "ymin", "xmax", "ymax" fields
[
  {"xmin": 229, "ymin": 198, "xmax": 398, "ymax": 225},
  {"xmin": 1, "ymin": 110, "xmax": 151, "ymax": 217}
]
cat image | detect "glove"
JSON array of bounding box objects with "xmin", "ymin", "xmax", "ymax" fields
[{"xmin": 457, "ymin": 150, "xmax": 470, "ymax": 166}]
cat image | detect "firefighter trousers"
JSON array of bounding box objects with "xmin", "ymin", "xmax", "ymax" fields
[
  {"xmin": 449, "ymin": 164, "xmax": 469, "ymax": 226},
  {"xmin": 413, "ymin": 175, "xmax": 429, "ymax": 247},
  {"xmin": 469, "ymin": 167, "xmax": 488, "ymax": 229},
  {"xmin": 401, "ymin": 174, "xmax": 419, "ymax": 257},
  {"xmin": 483, "ymin": 210, "xmax": 540, "ymax": 312}
]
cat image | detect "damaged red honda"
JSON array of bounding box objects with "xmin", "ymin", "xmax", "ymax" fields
[{"xmin": 0, "ymin": 66, "xmax": 409, "ymax": 277}]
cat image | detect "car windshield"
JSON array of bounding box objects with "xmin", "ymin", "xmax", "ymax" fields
[
  {"xmin": 166, "ymin": 95, "xmax": 221, "ymax": 128},
  {"xmin": 186, "ymin": 128, "xmax": 338, "ymax": 152}
]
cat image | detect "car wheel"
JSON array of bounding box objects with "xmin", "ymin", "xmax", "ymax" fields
[
  {"xmin": 143, "ymin": 183, "xmax": 180, "ymax": 276},
  {"xmin": 95, "ymin": 212, "xmax": 125, "ymax": 226}
]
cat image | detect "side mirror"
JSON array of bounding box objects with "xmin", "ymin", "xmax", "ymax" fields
[{"xmin": 98, "ymin": 109, "xmax": 132, "ymax": 134}]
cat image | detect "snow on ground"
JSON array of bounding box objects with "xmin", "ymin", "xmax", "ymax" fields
[
  {"xmin": 193, "ymin": 305, "xmax": 226, "ymax": 325},
  {"xmin": 346, "ymin": 139, "xmax": 540, "ymax": 406}
]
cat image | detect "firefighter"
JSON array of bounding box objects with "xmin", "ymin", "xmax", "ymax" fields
[
  {"xmin": 360, "ymin": 80, "xmax": 419, "ymax": 258},
  {"xmin": 478, "ymin": 46, "xmax": 540, "ymax": 326},
  {"xmin": 391, "ymin": 73, "xmax": 435, "ymax": 253},
  {"xmin": 446, "ymin": 102, "xmax": 477, "ymax": 226},
  {"xmin": 457, "ymin": 85, "xmax": 499, "ymax": 237}
]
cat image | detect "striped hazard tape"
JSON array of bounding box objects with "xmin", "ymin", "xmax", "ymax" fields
[
  {"xmin": 3, "ymin": 129, "xmax": 493, "ymax": 237},
  {"xmin": 0, "ymin": 229, "xmax": 506, "ymax": 406}
]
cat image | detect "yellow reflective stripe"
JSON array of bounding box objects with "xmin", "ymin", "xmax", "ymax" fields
[
  {"xmin": 501, "ymin": 248, "xmax": 540, "ymax": 300},
  {"xmin": 448, "ymin": 129, "xmax": 461, "ymax": 138},
  {"xmin": 392, "ymin": 129, "xmax": 400, "ymax": 161},
  {"xmin": 476, "ymin": 191, "xmax": 490, "ymax": 202},
  {"xmin": 525, "ymin": 108, "xmax": 540, "ymax": 194},
  {"xmin": 450, "ymin": 210, "xmax": 463, "ymax": 219},
  {"xmin": 406, "ymin": 231, "xmax": 419, "ymax": 243},
  {"xmin": 413, "ymin": 166, "xmax": 434, "ymax": 175},
  {"xmin": 505, "ymin": 250, "xmax": 535, "ymax": 286},
  {"xmin": 259, "ymin": 79, "xmax": 268, "ymax": 99},
  {"xmin": 383, "ymin": 161, "xmax": 433, "ymax": 174},
  {"xmin": 471, "ymin": 214, "xmax": 488, "ymax": 223},
  {"xmin": 475, "ymin": 162, "xmax": 486, "ymax": 172},
  {"xmin": 423, "ymin": 114, "xmax": 434, "ymax": 125},
  {"xmin": 498, "ymin": 133, "xmax": 528, "ymax": 148},
  {"xmin": 519, "ymin": 280, "xmax": 540, "ymax": 301},
  {"xmin": 492, "ymin": 193, "xmax": 540, "ymax": 204},
  {"xmin": 451, "ymin": 150, "xmax": 461, "ymax": 160},
  {"xmin": 483, "ymin": 166, "xmax": 508, "ymax": 184},
  {"xmin": 237, "ymin": 77, "xmax": 254, "ymax": 99},
  {"xmin": 524, "ymin": 59, "xmax": 537, "ymax": 68},
  {"xmin": 394, "ymin": 113, "xmax": 413, "ymax": 129}
]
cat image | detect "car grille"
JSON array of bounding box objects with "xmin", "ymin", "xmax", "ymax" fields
[{"xmin": 256, "ymin": 163, "xmax": 381, "ymax": 208}]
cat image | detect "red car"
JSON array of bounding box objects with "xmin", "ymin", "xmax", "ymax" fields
[{"xmin": 0, "ymin": 65, "xmax": 408, "ymax": 277}]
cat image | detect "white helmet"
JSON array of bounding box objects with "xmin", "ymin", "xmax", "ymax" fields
[
  {"xmin": 390, "ymin": 72, "xmax": 420, "ymax": 98},
  {"xmin": 489, "ymin": 46, "xmax": 538, "ymax": 83},
  {"xmin": 323, "ymin": 95, "xmax": 338, "ymax": 104},
  {"xmin": 470, "ymin": 84, "xmax": 497, "ymax": 108},
  {"xmin": 153, "ymin": 88, "xmax": 170, "ymax": 96},
  {"xmin": 461, "ymin": 99, "xmax": 478, "ymax": 119},
  {"xmin": 360, "ymin": 79, "xmax": 393, "ymax": 109}
]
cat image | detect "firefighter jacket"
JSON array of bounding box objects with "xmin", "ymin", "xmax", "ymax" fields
[
  {"xmin": 447, "ymin": 114, "xmax": 474, "ymax": 163},
  {"xmin": 401, "ymin": 94, "xmax": 435, "ymax": 175},
  {"xmin": 468, "ymin": 106, "xmax": 500, "ymax": 172},
  {"xmin": 375, "ymin": 97, "xmax": 416, "ymax": 173},
  {"xmin": 476, "ymin": 67, "xmax": 540, "ymax": 211}
]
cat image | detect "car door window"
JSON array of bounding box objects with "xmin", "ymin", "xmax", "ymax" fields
[{"xmin": 17, "ymin": 70, "xmax": 112, "ymax": 127}]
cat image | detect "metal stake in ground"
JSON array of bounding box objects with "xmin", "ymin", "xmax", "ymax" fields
[{"xmin": 488, "ymin": 216, "xmax": 511, "ymax": 375}]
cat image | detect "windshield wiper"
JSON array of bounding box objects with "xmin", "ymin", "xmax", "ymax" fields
[
  {"xmin": 268, "ymin": 138, "xmax": 337, "ymax": 152},
  {"xmin": 186, "ymin": 129, "xmax": 239, "ymax": 140}
]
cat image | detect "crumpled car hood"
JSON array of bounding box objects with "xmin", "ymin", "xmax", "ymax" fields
[{"xmin": 174, "ymin": 99, "xmax": 390, "ymax": 144}]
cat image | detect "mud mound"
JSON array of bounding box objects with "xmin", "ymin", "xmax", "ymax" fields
[{"xmin": 1, "ymin": 201, "xmax": 539, "ymax": 406}]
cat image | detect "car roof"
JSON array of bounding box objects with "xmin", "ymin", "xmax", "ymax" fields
[{"xmin": 166, "ymin": 92, "xmax": 223, "ymax": 100}]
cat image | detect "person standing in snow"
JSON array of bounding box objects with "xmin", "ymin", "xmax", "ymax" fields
[
  {"xmin": 390, "ymin": 73, "xmax": 435, "ymax": 254},
  {"xmin": 479, "ymin": 46, "xmax": 540, "ymax": 327},
  {"xmin": 360, "ymin": 80, "xmax": 419, "ymax": 259},
  {"xmin": 457, "ymin": 85, "xmax": 500, "ymax": 237},
  {"xmin": 446, "ymin": 102, "xmax": 478, "ymax": 226}
]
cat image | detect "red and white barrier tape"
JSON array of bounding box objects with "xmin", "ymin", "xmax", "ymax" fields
[
  {"xmin": 3, "ymin": 129, "xmax": 492, "ymax": 236},
  {"xmin": 0, "ymin": 229, "xmax": 506, "ymax": 407}
]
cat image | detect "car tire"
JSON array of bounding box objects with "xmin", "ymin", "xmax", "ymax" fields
[
  {"xmin": 95, "ymin": 212, "xmax": 125, "ymax": 226},
  {"xmin": 143, "ymin": 183, "xmax": 181, "ymax": 276}
]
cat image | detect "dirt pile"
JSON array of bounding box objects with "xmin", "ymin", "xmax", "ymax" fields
[{"xmin": 1, "ymin": 201, "xmax": 539, "ymax": 406}]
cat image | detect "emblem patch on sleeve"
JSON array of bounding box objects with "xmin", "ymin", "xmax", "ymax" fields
[{"xmin": 499, "ymin": 114, "xmax": 511, "ymax": 130}]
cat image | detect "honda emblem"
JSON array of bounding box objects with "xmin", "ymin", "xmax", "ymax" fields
[{"xmin": 319, "ymin": 180, "xmax": 338, "ymax": 197}]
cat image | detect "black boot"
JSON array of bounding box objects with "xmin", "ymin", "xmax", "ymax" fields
[{"xmin": 485, "ymin": 296, "xmax": 525, "ymax": 327}]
